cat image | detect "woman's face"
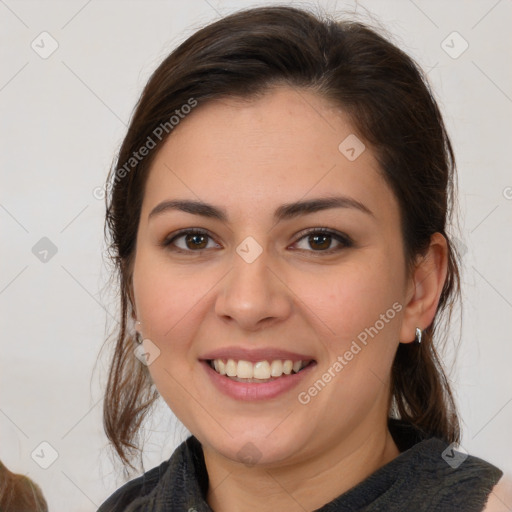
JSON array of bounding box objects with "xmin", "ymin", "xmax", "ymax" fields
[{"xmin": 132, "ymin": 86, "xmax": 410, "ymax": 466}]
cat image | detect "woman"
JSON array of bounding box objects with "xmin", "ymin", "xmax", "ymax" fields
[{"xmin": 97, "ymin": 5, "xmax": 509, "ymax": 511}]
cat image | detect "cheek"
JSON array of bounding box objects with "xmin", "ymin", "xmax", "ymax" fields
[
  {"xmin": 296, "ymin": 256, "xmax": 404, "ymax": 346},
  {"xmin": 132, "ymin": 252, "xmax": 209, "ymax": 352},
  {"xmin": 132, "ymin": 257, "xmax": 209, "ymax": 422},
  {"xmin": 297, "ymin": 263, "xmax": 403, "ymax": 415},
  {"xmin": 294, "ymin": 256, "xmax": 404, "ymax": 414}
]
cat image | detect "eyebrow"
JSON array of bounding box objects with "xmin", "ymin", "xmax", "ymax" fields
[{"xmin": 148, "ymin": 196, "xmax": 374, "ymax": 223}]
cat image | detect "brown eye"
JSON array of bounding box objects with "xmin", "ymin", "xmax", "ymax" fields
[
  {"xmin": 183, "ymin": 232, "xmax": 208, "ymax": 250},
  {"xmin": 308, "ymin": 233, "xmax": 332, "ymax": 250},
  {"xmin": 293, "ymin": 229, "xmax": 353, "ymax": 254},
  {"xmin": 162, "ymin": 229, "xmax": 219, "ymax": 252}
]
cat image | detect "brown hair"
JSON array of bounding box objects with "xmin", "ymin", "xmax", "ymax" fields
[
  {"xmin": 100, "ymin": 5, "xmax": 461, "ymax": 471},
  {"xmin": 0, "ymin": 460, "xmax": 48, "ymax": 512}
]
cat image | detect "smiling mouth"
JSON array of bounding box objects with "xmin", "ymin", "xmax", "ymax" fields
[{"xmin": 207, "ymin": 358, "xmax": 315, "ymax": 382}]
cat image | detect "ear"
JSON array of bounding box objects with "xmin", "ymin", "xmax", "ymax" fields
[{"xmin": 399, "ymin": 232, "xmax": 448, "ymax": 343}]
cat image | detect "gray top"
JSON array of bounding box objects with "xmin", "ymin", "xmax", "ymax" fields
[{"xmin": 98, "ymin": 419, "xmax": 502, "ymax": 511}]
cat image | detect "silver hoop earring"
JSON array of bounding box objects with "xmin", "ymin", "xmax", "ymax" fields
[{"xmin": 415, "ymin": 327, "xmax": 423, "ymax": 344}]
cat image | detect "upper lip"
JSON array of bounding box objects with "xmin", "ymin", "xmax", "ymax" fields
[{"xmin": 200, "ymin": 346, "xmax": 315, "ymax": 363}]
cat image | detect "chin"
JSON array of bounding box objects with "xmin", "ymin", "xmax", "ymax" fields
[{"xmin": 198, "ymin": 423, "xmax": 308, "ymax": 467}]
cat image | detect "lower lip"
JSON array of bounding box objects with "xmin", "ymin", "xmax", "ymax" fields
[{"xmin": 201, "ymin": 360, "xmax": 316, "ymax": 401}]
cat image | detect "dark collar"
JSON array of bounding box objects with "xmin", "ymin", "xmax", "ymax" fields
[{"xmin": 109, "ymin": 419, "xmax": 501, "ymax": 512}]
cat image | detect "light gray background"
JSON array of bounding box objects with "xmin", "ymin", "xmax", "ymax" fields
[{"xmin": 1, "ymin": 0, "xmax": 511, "ymax": 510}]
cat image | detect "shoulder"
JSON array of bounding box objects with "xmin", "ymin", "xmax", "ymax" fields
[
  {"xmin": 97, "ymin": 459, "xmax": 170, "ymax": 512},
  {"xmin": 482, "ymin": 475, "xmax": 512, "ymax": 512},
  {"xmin": 390, "ymin": 433, "xmax": 505, "ymax": 510},
  {"xmin": 97, "ymin": 436, "xmax": 202, "ymax": 512}
]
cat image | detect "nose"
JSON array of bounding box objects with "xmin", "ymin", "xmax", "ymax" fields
[{"xmin": 214, "ymin": 246, "xmax": 293, "ymax": 332}]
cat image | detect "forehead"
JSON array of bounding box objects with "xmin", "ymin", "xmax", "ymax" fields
[{"xmin": 141, "ymin": 86, "xmax": 399, "ymax": 227}]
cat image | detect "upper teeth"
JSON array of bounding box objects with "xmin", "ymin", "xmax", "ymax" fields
[{"xmin": 211, "ymin": 359, "xmax": 308, "ymax": 379}]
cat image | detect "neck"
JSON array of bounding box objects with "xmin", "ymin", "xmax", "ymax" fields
[{"xmin": 203, "ymin": 422, "xmax": 400, "ymax": 512}]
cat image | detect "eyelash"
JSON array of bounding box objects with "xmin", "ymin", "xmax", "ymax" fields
[{"xmin": 160, "ymin": 227, "xmax": 353, "ymax": 256}]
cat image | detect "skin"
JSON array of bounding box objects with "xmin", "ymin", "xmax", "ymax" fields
[
  {"xmin": 131, "ymin": 86, "xmax": 448, "ymax": 511},
  {"xmin": 484, "ymin": 478, "xmax": 512, "ymax": 511}
]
